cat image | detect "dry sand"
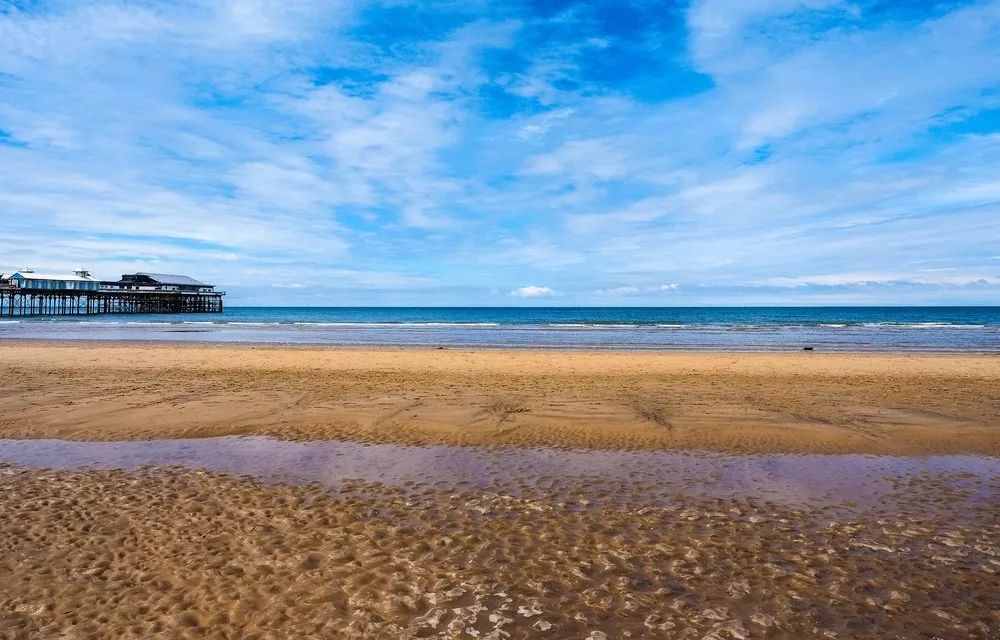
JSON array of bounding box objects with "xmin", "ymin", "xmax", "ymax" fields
[
  {"xmin": 0, "ymin": 464, "xmax": 997, "ymax": 639},
  {"xmin": 0, "ymin": 341, "xmax": 998, "ymax": 454}
]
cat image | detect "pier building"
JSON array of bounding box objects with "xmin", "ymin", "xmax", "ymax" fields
[{"xmin": 0, "ymin": 268, "xmax": 224, "ymax": 316}]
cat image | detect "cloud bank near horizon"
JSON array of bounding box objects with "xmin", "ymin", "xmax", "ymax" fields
[{"xmin": 1, "ymin": 0, "xmax": 998, "ymax": 305}]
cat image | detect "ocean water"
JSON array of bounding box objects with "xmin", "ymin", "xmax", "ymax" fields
[{"xmin": 1, "ymin": 306, "xmax": 998, "ymax": 351}]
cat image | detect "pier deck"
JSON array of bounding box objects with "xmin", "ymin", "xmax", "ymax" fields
[{"xmin": 0, "ymin": 286, "xmax": 224, "ymax": 316}]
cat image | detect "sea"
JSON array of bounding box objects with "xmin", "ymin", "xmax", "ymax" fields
[{"xmin": 1, "ymin": 306, "xmax": 998, "ymax": 351}]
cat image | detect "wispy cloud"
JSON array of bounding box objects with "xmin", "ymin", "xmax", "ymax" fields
[
  {"xmin": 597, "ymin": 285, "xmax": 641, "ymax": 296},
  {"xmin": 760, "ymin": 273, "xmax": 1000, "ymax": 288},
  {"xmin": 596, "ymin": 284, "xmax": 680, "ymax": 296}
]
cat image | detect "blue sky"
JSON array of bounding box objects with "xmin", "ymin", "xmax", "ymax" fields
[{"xmin": 1, "ymin": 0, "xmax": 998, "ymax": 306}]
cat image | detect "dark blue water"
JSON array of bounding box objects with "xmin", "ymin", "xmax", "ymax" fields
[{"xmin": 1, "ymin": 307, "xmax": 998, "ymax": 351}]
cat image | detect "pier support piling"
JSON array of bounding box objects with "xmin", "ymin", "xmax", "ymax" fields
[{"xmin": 0, "ymin": 289, "xmax": 224, "ymax": 317}]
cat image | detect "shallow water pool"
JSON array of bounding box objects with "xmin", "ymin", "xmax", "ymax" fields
[{"xmin": 0, "ymin": 436, "xmax": 996, "ymax": 515}]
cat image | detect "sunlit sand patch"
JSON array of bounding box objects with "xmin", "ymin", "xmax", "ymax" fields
[{"xmin": 2, "ymin": 344, "xmax": 998, "ymax": 455}]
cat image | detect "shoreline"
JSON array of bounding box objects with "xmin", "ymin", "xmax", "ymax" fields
[
  {"xmin": 2, "ymin": 334, "xmax": 1000, "ymax": 354},
  {"xmin": 1, "ymin": 341, "xmax": 998, "ymax": 454},
  {"xmin": 2, "ymin": 307, "xmax": 998, "ymax": 352},
  {"xmin": 3, "ymin": 335, "xmax": 1000, "ymax": 353}
]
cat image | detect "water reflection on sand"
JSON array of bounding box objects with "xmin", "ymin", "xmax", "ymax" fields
[{"xmin": 0, "ymin": 436, "xmax": 995, "ymax": 514}]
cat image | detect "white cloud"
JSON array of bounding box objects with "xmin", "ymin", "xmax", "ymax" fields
[
  {"xmin": 596, "ymin": 284, "xmax": 680, "ymax": 296},
  {"xmin": 516, "ymin": 108, "xmax": 575, "ymax": 139},
  {"xmin": 688, "ymin": 0, "xmax": 845, "ymax": 73},
  {"xmin": 759, "ymin": 273, "xmax": 1000, "ymax": 288},
  {"xmin": 597, "ymin": 285, "xmax": 641, "ymax": 296},
  {"xmin": 522, "ymin": 137, "xmax": 634, "ymax": 182},
  {"xmin": 715, "ymin": 2, "xmax": 1000, "ymax": 149},
  {"xmin": 510, "ymin": 285, "xmax": 555, "ymax": 298}
]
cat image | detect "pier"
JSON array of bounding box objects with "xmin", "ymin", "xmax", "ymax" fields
[{"xmin": 0, "ymin": 270, "xmax": 224, "ymax": 317}]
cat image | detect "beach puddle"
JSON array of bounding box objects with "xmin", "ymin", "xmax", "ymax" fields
[{"xmin": 0, "ymin": 436, "xmax": 996, "ymax": 514}]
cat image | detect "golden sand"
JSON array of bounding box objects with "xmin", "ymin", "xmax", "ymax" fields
[{"xmin": 0, "ymin": 342, "xmax": 998, "ymax": 453}]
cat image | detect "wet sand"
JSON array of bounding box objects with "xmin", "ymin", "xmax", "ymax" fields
[
  {"xmin": 1, "ymin": 341, "xmax": 999, "ymax": 454},
  {"xmin": 1, "ymin": 464, "xmax": 997, "ymax": 639}
]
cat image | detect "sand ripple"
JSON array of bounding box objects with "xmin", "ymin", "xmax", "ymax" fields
[
  {"xmin": 0, "ymin": 465, "xmax": 996, "ymax": 639},
  {"xmin": 1, "ymin": 344, "xmax": 998, "ymax": 455}
]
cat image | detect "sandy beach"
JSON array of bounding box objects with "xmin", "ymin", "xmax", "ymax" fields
[
  {"xmin": 0, "ymin": 341, "xmax": 998, "ymax": 454},
  {"xmin": 1, "ymin": 342, "xmax": 998, "ymax": 638}
]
